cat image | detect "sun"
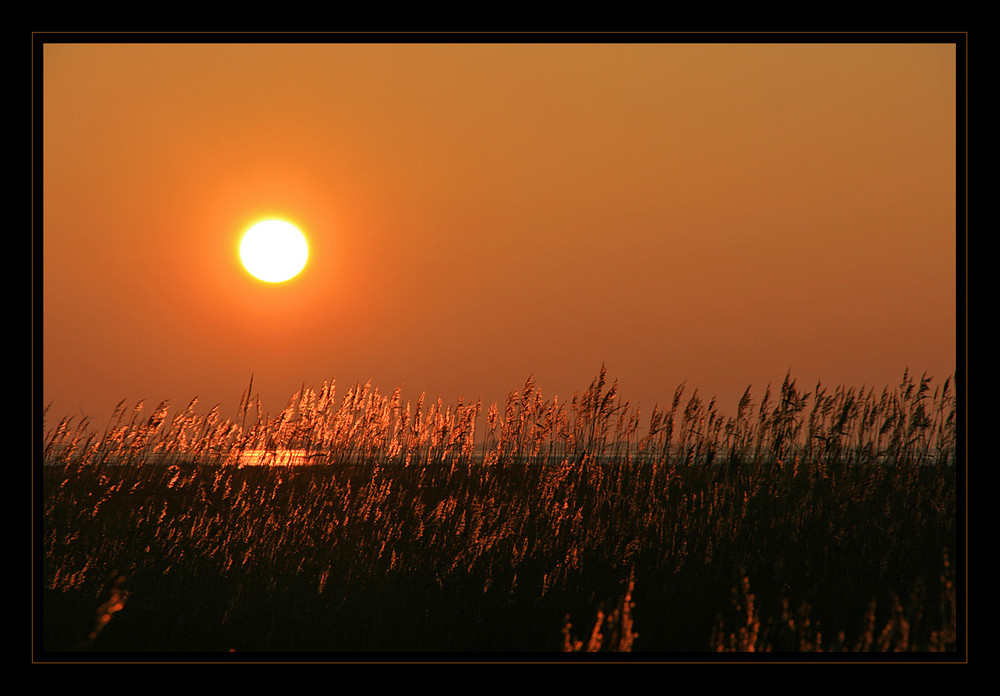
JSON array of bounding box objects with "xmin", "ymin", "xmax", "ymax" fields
[{"xmin": 239, "ymin": 220, "xmax": 309, "ymax": 283}]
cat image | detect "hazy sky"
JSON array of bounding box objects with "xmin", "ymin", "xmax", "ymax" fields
[{"xmin": 40, "ymin": 40, "xmax": 959, "ymax": 424}]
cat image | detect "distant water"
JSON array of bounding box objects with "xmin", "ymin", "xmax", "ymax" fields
[{"xmin": 41, "ymin": 444, "xmax": 312, "ymax": 467}]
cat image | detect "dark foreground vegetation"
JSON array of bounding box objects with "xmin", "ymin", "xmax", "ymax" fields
[{"xmin": 39, "ymin": 368, "xmax": 960, "ymax": 658}]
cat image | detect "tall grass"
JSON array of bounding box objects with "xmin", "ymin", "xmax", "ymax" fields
[
  {"xmin": 42, "ymin": 367, "xmax": 955, "ymax": 472},
  {"xmin": 39, "ymin": 367, "xmax": 958, "ymax": 655}
]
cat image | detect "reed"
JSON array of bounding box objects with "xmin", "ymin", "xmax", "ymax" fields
[{"xmin": 40, "ymin": 367, "xmax": 958, "ymax": 654}]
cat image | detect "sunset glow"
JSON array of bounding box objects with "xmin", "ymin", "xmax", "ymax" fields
[
  {"xmin": 37, "ymin": 33, "xmax": 965, "ymax": 659},
  {"xmin": 41, "ymin": 39, "xmax": 960, "ymax": 436}
]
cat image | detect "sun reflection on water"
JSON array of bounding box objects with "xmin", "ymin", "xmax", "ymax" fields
[{"xmin": 237, "ymin": 448, "xmax": 311, "ymax": 467}]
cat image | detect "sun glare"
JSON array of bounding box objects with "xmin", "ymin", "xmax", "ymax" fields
[{"xmin": 240, "ymin": 220, "xmax": 309, "ymax": 283}]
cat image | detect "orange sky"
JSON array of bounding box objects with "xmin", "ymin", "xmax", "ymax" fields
[{"xmin": 40, "ymin": 39, "xmax": 960, "ymax": 424}]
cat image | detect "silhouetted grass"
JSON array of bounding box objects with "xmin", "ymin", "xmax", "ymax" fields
[{"xmin": 39, "ymin": 368, "xmax": 958, "ymax": 657}]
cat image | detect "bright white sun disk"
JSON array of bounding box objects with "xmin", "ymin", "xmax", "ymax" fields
[{"xmin": 240, "ymin": 220, "xmax": 309, "ymax": 283}]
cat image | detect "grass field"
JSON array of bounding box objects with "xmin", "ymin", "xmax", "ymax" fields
[{"xmin": 38, "ymin": 368, "xmax": 960, "ymax": 658}]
